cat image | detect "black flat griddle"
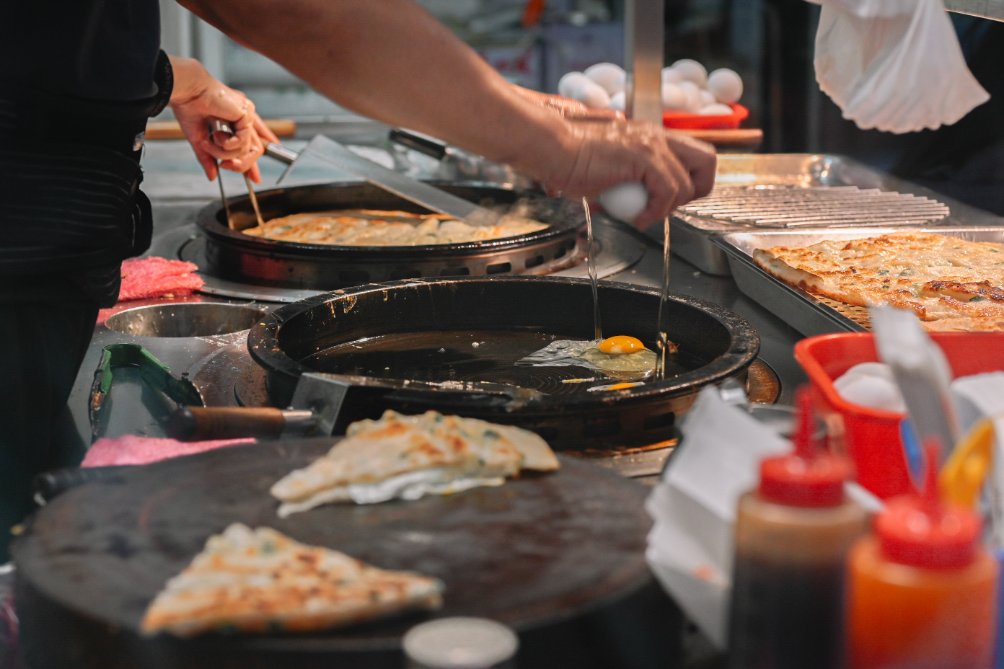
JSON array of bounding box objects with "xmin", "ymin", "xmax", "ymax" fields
[
  {"xmin": 13, "ymin": 441, "xmax": 652, "ymax": 669},
  {"xmin": 248, "ymin": 276, "xmax": 760, "ymax": 449},
  {"xmin": 195, "ymin": 182, "xmax": 584, "ymax": 290}
]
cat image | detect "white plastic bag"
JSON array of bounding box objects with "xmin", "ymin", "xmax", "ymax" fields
[{"xmin": 808, "ymin": 0, "xmax": 989, "ymax": 133}]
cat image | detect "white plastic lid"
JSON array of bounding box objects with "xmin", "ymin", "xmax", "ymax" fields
[{"xmin": 402, "ymin": 617, "xmax": 519, "ymax": 668}]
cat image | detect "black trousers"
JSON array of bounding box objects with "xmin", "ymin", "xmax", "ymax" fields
[{"xmin": 0, "ymin": 300, "xmax": 97, "ymax": 561}]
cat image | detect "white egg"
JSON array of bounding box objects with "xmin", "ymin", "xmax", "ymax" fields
[
  {"xmin": 833, "ymin": 374, "xmax": 906, "ymax": 413},
  {"xmin": 609, "ymin": 90, "xmax": 626, "ymax": 112},
  {"xmin": 599, "ymin": 182, "xmax": 647, "ymax": 222},
  {"xmin": 677, "ymin": 81, "xmax": 703, "ymax": 113},
  {"xmin": 583, "ymin": 62, "xmax": 626, "ymax": 95},
  {"xmin": 707, "ymin": 68, "xmax": 743, "ymax": 104},
  {"xmin": 700, "ymin": 90, "xmax": 716, "ymax": 106},
  {"xmin": 840, "ymin": 362, "xmax": 896, "ymax": 382},
  {"xmin": 661, "ymin": 82, "xmax": 687, "ymax": 111},
  {"xmin": 661, "ymin": 67, "xmax": 684, "ymax": 84},
  {"xmin": 699, "ymin": 103, "xmax": 734, "ymax": 116},
  {"xmin": 572, "ymin": 79, "xmax": 611, "ymax": 109},
  {"xmin": 669, "ymin": 59, "xmax": 708, "ymax": 87},
  {"xmin": 558, "ymin": 71, "xmax": 590, "ymax": 98}
]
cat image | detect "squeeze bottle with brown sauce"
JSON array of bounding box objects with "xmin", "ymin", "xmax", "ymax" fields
[
  {"xmin": 847, "ymin": 439, "xmax": 998, "ymax": 669},
  {"xmin": 727, "ymin": 388, "xmax": 867, "ymax": 669}
]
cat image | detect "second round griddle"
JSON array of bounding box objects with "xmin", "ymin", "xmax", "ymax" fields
[
  {"xmin": 13, "ymin": 441, "xmax": 652, "ymax": 669},
  {"xmin": 195, "ymin": 182, "xmax": 585, "ymax": 290},
  {"xmin": 248, "ymin": 276, "xmax": 760, "ymax": 449}
]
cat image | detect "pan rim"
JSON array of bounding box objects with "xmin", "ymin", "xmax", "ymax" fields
[
  {"xmin": 195, "ymin": 180, "xmax": 585, "ymax": 257},
  {"xmin": 247, "ymin": 275, "xmax": 760, "ymax": 413}
]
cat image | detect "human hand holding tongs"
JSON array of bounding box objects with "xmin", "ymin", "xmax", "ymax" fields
[{"xmin": 208, "ymin": 119, "xmax": 266, "ymax": 230}]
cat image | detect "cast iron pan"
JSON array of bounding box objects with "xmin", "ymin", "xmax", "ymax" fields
[
  {"xmin": 247, "ymin": 276, "xmax": 760, "ymax": 449},
  {"xmin": 13, "ymin": 441, "xmax": 651, "ymax": 669},
  {"xmin": 195, "ymin": 182, "xmax": 583, "ymax": 290}
]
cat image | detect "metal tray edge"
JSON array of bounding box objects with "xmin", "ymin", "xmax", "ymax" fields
[{"xmin": 712, "ymin": 226, "xmax": 1004, "ymax": 337}]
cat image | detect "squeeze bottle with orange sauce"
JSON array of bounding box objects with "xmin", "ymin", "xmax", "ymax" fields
[
  {"xmin": 727, "ymin": 389, "xmax": 867, "ymax": 669},
  {"xmin": 847, "ymin": 439, "xmax": 998, "ymax": 669}
]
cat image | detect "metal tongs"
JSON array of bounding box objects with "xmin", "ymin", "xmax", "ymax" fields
[{"xmin": 209, "ymin": 119, "xmax": 265, "ymax": 230}]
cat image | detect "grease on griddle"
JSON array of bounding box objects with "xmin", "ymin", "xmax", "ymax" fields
[{"xmin": 299, "ymin": 330, "xmax": 694, "ymax": 397}]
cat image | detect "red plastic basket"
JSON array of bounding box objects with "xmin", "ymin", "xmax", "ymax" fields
[
  {"xmin": 794, "ymin": 332, "xmax": 1004, "ymax": 500},
  {"xmin": 663, "ymin": 103, "xmax": 748, "ymax": 130}
]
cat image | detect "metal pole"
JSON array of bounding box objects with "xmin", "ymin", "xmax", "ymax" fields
[{"xmin": 624, "ymin": 0, "xmax": 665, "ymax": 124}]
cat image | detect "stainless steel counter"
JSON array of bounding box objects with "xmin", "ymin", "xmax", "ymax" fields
[
  {"xmin": 67, "ymin": 127, "xmax": 814, "ymax": 447},
  {"xmin": 66, "ymin": 125, "xmax": 994, "ymax": 669}
]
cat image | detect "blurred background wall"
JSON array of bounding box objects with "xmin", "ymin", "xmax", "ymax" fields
[{"xmin": 159, "ymin": 0, "xmax": 1004, "ymax": 214}]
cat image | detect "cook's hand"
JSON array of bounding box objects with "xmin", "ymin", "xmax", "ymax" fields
[
  {"xmin": 167, "ymin": 56, "xmax": 279, "ymax": 183},
  {"xmin": 533, "ymin": 119, "xmax": 716, "ymax": 228},
  {"xmin": 512, "ymin": 85, "xmax": 624, "ymax": 122}
]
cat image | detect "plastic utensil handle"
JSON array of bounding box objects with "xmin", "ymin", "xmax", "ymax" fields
[
  {"xmin": 939, "ymin": 418, "xmax": 994, "ymax": 508},
  {"xmin": 33, "ymin": 466, "xmax": 126, "ymax": 504}
]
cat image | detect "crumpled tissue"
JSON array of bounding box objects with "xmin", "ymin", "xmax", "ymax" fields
[
  {"xmin": 807, "ymin": 0, "xmax": 989, "ymax": 133},
  {"xmin": 645, "ymin": 387, "xmax": 789, "ymax": 648}
]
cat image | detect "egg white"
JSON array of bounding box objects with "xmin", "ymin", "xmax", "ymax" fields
[{"xmin": 518, "ymin": 339, "xmax": 656, "ymax": 379}]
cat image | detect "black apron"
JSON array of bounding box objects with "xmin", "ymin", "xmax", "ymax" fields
[{"xmin": 0, "ymin": 1, "xmax": 169, "ymax": 306}]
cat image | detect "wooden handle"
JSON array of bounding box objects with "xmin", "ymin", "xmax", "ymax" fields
[
  {"xmin": 146, "ymin": 118, "xmax": 297, "ymax": 140},
  {"xmin": 678, "ymin": 128, "xmax": 763, "ymax": 148},
  {"xmin": 167, "ymin": 406, "xmax": 287, "ymax": 441}
]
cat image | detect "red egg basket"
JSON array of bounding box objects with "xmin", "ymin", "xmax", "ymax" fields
[
  {"xmin": 663, "ymin": 103, "xmax": 748, "ymax": 130},
  {"xmin": 794, "ymin": 332, "xmax": 1004, "ymax": 500}
]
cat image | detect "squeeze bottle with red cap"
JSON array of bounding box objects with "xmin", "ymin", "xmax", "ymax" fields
[
  {"xmin": 727, "ymin": 388, "xmax": 867, "ymax": 669},
  {"xmin": 847, "ymin": 439, "xmax": 998, "ymax": 669}
]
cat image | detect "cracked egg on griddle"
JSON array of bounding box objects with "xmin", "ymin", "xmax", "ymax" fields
[{"xmin": 517, "ymin": 335, "xmax": 658, "ymax": 381}]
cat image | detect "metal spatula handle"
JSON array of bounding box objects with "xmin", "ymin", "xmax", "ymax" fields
[{"xmin": 209, "ymin": 119, "xmax": 267, "ymax": 229}]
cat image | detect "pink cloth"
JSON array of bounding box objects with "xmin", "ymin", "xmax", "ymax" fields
[
  {"xmin": 81, "ymin": 435, "xmax": 254, "ymax": 467},
  {"xmin": 117, "ymin": 256, "xmax": 203, "ymax": 301}
]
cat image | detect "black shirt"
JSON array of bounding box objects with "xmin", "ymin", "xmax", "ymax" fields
[
  {"xmin": 0, "ymin": 0, "xmax": 162, "ymax": 102},
  {"xmin": 0, "ymin": 0, "xmax": 169, "ymax": 304}
]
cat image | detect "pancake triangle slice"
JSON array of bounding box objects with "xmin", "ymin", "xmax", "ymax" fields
[
  {"xmin": 141, "ymin": 523, "xmax": 444, "ymax": 637},
  {"xmin": 271, "ymin": 410, "xmax": 560, "ymax": 517}
]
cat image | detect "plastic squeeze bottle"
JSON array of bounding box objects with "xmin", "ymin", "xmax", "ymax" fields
[
  {"xmin": 847, "ymin": 440, "xmax": 998, "ymax": 669},
  {"xmin": 727, "ymin": 389, "xmax": 867, "ymax": 669}
]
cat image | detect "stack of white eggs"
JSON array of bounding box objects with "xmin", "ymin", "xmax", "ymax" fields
[{"xmin": 558, "ymin": 59, "xmax": 743, "ymax": 116}]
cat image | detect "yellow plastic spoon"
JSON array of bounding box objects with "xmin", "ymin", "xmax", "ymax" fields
[{"xmin": 939, "ymin": 418, "xmax": 995, "ymax": 509}]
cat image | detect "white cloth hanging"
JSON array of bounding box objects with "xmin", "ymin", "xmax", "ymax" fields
[{"xmin": 807, "ymin": 0, "xmax": 990, "ymax": 133}]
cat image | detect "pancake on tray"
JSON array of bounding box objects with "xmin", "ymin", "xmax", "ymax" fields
[{"xmin": 753, "ymin": 231, "xmax": 1004, "ymax": 331}]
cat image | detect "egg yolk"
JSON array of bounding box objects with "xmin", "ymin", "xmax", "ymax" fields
[{"xmin": 597, "ymin": 335, "xmax": 646, "ymax": 355}]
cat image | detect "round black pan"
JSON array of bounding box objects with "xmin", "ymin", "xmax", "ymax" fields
[
  {"xmin": 248, "ymin": 276, "xmax": 760, "ymax": 449},
  {"xmin": 195, "ymin": 182, "xmax": 584, "ymax": 290},
  {"xmin": 13, "ymin": 441, "xmax": 652, "ymax": 669}
]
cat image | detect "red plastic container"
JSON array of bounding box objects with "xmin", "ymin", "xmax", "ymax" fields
[
  {"xmin": 663, "ymin": 103, "xmax": 749, "ymax": 130},
  {"xmin": 794, "ymin": 332, "xmax": 1004, "ymax": 500}
]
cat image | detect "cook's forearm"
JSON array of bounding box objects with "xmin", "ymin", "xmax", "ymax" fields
[{"xmin": 177, "ymin": 0, "xmax": 574, "ymax": 176}]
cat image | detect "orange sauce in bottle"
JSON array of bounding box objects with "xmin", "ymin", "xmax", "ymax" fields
[
  {"xmin": 846, "ymin": 441, "xmax": 998, "ymax": 669},
  {"xmin": 847, "ymin": 537, "xmax": 996, "ymax": 668}
]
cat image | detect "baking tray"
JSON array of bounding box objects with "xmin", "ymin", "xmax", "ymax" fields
[
  {"xmin": 714, "ymin": 226, "xmax": 1004, "ymax": 337},
  {"xmin": 671, "ymin": 153, "xmax": 998, "ymax": 276}
]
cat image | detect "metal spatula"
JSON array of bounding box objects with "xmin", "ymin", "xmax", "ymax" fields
[{"xmin": 265, "ymin": 135, "xmax": 503, "ymax": 227}]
